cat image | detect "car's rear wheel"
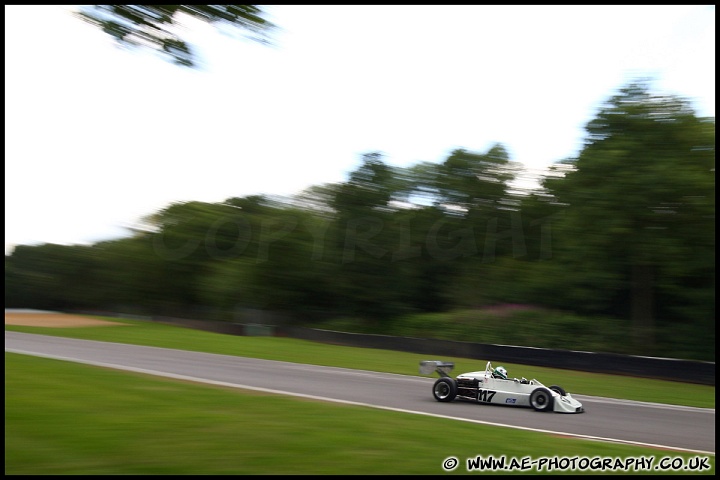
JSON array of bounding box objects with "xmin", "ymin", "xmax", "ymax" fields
[
  {"xmin": 433, "ymin": 377, "xmax": 458, "ymax": 402},
  {"xmin": 549, "ymin": 385, "xmax": 567, "ymax": 396},
  {"xmin": 530, "ymin": 387, "xmax": 554, "ymax": 412}
]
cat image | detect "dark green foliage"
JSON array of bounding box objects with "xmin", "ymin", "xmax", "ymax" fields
[
  {"xmin": 75, "ymin": 5, "xmax": 275, "ymax": 67},
  {"xmin": 5, "ymin": 82, "xmax": 714, "ymax": 361},
  {"xmin": 540, "ymin": 81, "xmax": 714, "ymax": 354}
]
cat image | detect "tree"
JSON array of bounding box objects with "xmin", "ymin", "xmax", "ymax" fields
[
  {"xmin": 327, "ymin": 153, "xmax": 408, "ymax": 319},
  {"xmin": 542, "ymin": 81, "xmax": 715, "ymax": 352},
  {"xmin": 5, "ymin": 243, "xmax": 103, "ymax": 311},
  {"xmin": 434, "ymin": 145, "xmax": 515, "ymax": 213},
  {"xmin": 75, "ymin": 5, "xmax": 275, "ymax": 67}
]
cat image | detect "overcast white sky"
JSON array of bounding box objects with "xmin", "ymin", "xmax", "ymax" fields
[{"xmin": 5, "ymin": 5, "xmax": 715, "ymax": 254}]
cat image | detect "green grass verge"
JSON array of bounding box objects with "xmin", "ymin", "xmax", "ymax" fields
[
  {"xmin": 5, "ymin": 352, "xmax": 715, "ymax": 475},
  {"xmin": 5, "ymin": 318, "xmax": 715, "ymax": 409}
]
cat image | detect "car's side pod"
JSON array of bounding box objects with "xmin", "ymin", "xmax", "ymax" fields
[{"xmin": 419, "ymin": 360, "xmax": 455, "ymax": 378}]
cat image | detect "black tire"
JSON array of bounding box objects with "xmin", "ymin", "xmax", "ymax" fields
[
  {"xmin": 549, "ymin": 385, "xmax": 567, "ymax": 396},
  {"xmin": 530, "ymin": 387, "xmax": 554, "ymax": 412},
  {"xmin": 432, "ymin": 377, "xmax": 458, "ymax": 402}
]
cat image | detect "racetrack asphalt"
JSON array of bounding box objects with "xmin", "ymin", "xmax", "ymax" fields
[{"xmin": 5, "ymin": 331, "xmax": 715, "ymax": 455}]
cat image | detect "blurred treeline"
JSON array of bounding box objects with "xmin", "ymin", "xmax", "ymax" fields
[{"xmin": 5, "ymin": 83, "xmax": 715, "ymax": 361}]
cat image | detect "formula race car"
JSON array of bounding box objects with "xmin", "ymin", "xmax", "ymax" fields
[{"xmin": 419, "ymin": 360, "xmax": 584, "ymax": 413}]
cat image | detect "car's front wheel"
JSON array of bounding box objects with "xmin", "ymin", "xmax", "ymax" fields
[
  {"xmin": 530, "ymin": 387, "xmax": 554, "ymax": 412},
  {"xmin": 549, "ymin": 385, "xmax": 567, "ymax": 396},
  {"xmin": 433, "ymin": 377, "xmax": 458, "ymax": 402}
]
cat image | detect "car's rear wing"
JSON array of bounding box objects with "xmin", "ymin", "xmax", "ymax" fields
[{"xmin": 419, "ymin": 360, "xmax": 455, "ymax": 377}]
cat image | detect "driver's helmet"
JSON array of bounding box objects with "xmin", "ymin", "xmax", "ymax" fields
[{"xmin": 493, "ymin": 366, "xmax": 508, "ymax": 380}]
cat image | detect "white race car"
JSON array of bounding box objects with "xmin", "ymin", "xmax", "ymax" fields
[{"xmin": 419, "ymin": 360, "xmax": 584, "ymax": 413}]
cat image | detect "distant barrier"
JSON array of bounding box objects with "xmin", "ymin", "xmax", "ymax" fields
[
  {"xmin": 75, "ymin": 312, "xmax": 716, "ymax": 386},
  {"xmin": 278, "ymin": 326, "xmax": 715, "ymax": 386}
]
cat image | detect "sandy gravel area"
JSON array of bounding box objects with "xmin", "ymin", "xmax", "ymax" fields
[{"xmin": 5, "ymin": 310, "xmax": 123, "ymax": 328}]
